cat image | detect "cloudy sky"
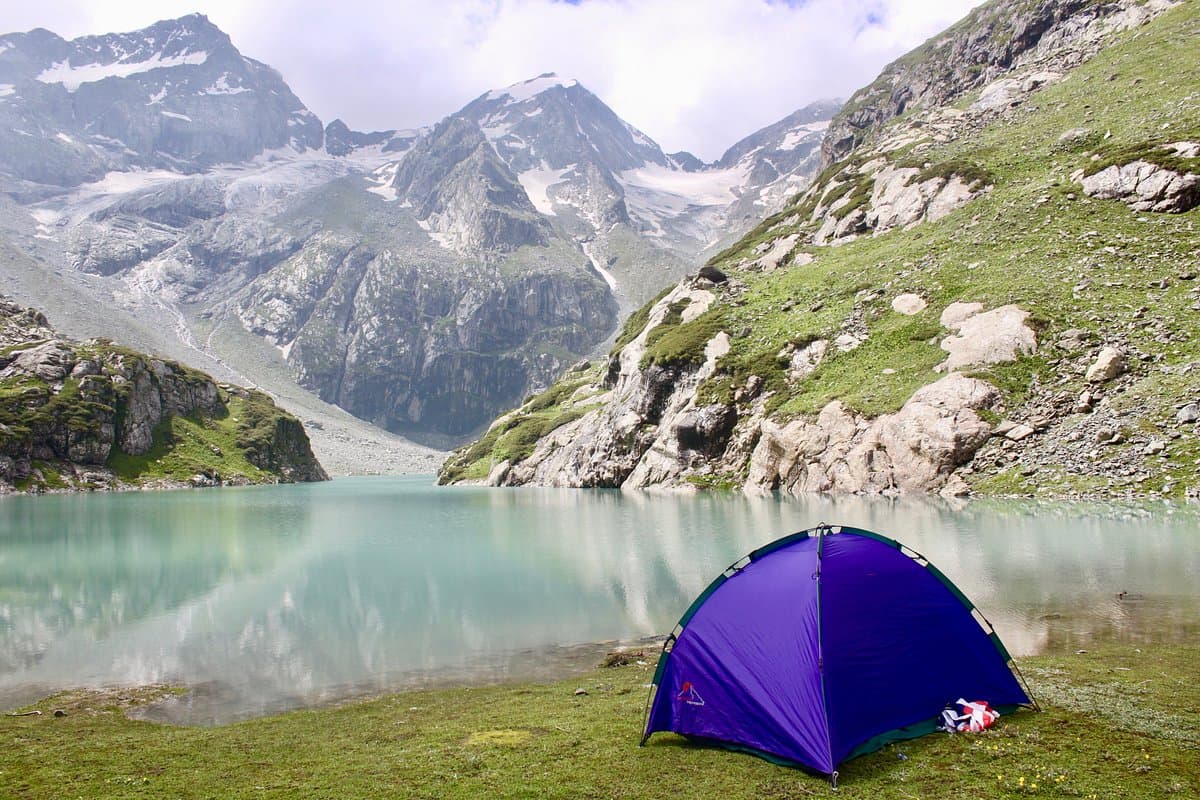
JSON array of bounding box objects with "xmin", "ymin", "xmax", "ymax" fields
[{"xmin": 3, "ymin": 0, "xmax": 984, "ymax": 160}]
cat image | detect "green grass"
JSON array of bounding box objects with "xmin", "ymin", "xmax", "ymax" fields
[
  {"xmin": 696, "ymin": 1, "xmax": 1200, "ymax": 425},
  {"xmin": 612, "ymin": 285, "xmax": 674, "ymax": 353},
  {"xmin": 640, "ymin": 308, "xmax": 729, "ymax": 369},
  {"xmin": 438, "ymin": 366, "xmax": 607, "ymax": 483},
  {"xmin": 1082, "ymin": 140, "xmax": 1200, "ymax": 177},
  {"xmin": 105, "ymin": 398, "xmax": 272, "ymax": 485},
  {"xmin": 1, "ymin": 644, "xmax": 1195, "ymax": 799}
]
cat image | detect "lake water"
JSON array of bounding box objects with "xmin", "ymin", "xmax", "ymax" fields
[{"xmin": 1, "ymin": 477, "xmax": 1197, "ymax": 724}]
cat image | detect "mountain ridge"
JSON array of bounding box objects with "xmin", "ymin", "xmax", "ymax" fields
[
  {"xmin": 0, "ymin": 13, "xmax": 839, "ymax": 450},
  {"xmin": 439, "ymin": 0, "xmax": 1200, "ymax": 499}
]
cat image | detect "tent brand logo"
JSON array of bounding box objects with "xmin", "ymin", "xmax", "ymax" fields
[{"xmin": 677, "ymin": 681, "xmax": 705, "ymax": 706}]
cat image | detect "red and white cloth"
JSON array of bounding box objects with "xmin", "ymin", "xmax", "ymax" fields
[{"xmin": 955, "ymin": 698, "xmax": 998, "ymax": 732}]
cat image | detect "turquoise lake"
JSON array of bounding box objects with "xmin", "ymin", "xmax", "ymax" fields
[{"xmin": 1, "ymin": 477, "xmax": 1197, "ymax": 724}]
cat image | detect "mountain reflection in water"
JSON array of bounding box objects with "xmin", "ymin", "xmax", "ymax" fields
[{"xmin": 1, "ymin": 477, "xmax": 1196, "ymax": 724}]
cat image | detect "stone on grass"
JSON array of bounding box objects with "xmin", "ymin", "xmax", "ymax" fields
[
  {"xmin": 1005, "ymin": 424, "xmax": 1036, "ymax": 442},
  {"xmin": 1086, "ymin": 347, "xmax": 1127, "ymax": 383},
  {"xmin": 891, "ymin": 293, "xmax": 928, "ymax": 315}
]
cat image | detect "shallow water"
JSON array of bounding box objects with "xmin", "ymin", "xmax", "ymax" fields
[{"xmin": 1, "ymin": 477, "xmax": 1196, "ymax": 723}]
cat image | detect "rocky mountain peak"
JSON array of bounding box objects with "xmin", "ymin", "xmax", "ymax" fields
[
  {"xmin": 0, "ymin": 13, "xmax": 322, "ymax": 189},
  {"xmin": 482, "ymin": 72, "xmax": 580, "ymax": 105},
  {"xmin": 460, "ymin": 73, "xmax": 669, "ymax": 176}
]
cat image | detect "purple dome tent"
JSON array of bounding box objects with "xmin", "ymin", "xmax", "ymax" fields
[{"xmin": 641, "ymin": 525, "xmax": 1035, "ymax": 784}]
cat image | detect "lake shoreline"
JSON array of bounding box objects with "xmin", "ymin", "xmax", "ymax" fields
[{"xmin": 3, "ymin": 643, "xmax": 1197, "ymax": 798}]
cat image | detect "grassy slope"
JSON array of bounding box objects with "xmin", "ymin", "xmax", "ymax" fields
[
  {"xmin": 445, "ymin": 3, "xmax": 1200, "ymax": 493},
  {"xmin": 104, "ymin": 393, "xmax": 277, "ymax": 486},
  {"xmin": 706, "ymin": 2, "xmax": 1198, "ymax": 417},
  {"xmin": 1, "ymin": 644, "xmax": 1196, "ymax": 799}
]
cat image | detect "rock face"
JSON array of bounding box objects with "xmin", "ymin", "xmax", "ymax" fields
[
  {"xmin": 1079, "ymin": 150, "xmax": 1199, "ymax": 213},
  {"xmin": 441, "ymin": 285, "xmax": 1025, "ymax": 496},
  {"xmin": 811, "ymin": 162, "xmax": 990, "ymax": 246},
  {"xmin": 0, "ymin": 297, "xmax": 327, "ymax": 492},
  {"xmin": 745, "ymin": 375, "xmax": 998, "ymax": 494},
  {"xmin": 937, "ymin": 304, "xmax": 1037, "ymax": 372}
]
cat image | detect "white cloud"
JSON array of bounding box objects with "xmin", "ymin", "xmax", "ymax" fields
[{"xmin": 4, "ymin": 0, "xmax": 985, "ymax": 160}]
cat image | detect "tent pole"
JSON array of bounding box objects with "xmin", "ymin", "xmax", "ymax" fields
[
  {"xmin": 640, "ymin": 635, "xmax": 673, "ymax": 744},
  {"xmin": 1008, "ymin": 659, "xmax": 1042, "ymax": 712},
  {"xmin": 972, "ymin": 602, "xmax": 1042, "ymax": 713}
]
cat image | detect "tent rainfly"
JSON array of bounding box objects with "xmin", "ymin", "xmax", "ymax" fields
[{"xmin": 641, "ymin": 525, "xmax": 1035, "ymax": 785}]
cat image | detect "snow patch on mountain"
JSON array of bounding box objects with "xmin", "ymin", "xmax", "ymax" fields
[
  {"xmin": 479, "ymin": 115, "xmax": 518, "ymax": 147},
  {"xmin": 160, "ymin": 110, "xmax": 192, "ymax": 122},
  {"xmin": 778, "ymin": 119, "xmax": 830, "ymax": 150},
  {"xmin": 366, "ymin": 162, "xmax": 400, "ymax": 201},
  {"xmin": 0, "ymin": 84, "xmax": 15, "ymax": 99},
  {"xmin": 30, "ymin": 209, "xmax": 58, "ymax": 239},
  {"xmin": 581, "ymin": 240, "xmax": 618, "ymax": 292},
  {"xmin": 36, "ymin": 50, "xmax": 210, "ymax": 92},
  {"xmin": 205, "ymin": 74, "xmax": 250, "ymax": 95},
  {"xmin": 619, "ymin": 163, "xmax": 748, "ymax": 206},
  {"xmin": 486, "ymin": 73, "xmax": 578, "ymax": 105},
  {"xmin": 517, "ymin": 163, "xmax": 575, "ymax": 216}
]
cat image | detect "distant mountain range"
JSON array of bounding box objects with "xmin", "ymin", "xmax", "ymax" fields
[{"xmin": 0, "ymin": 14, "xmax": 837, "ymax": 450}]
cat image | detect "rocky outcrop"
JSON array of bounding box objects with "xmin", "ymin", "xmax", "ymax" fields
[
  {"xmin": 811, "ymin": 161, "xmax": 991, "ymax": 246},
  {"xmin": 489, "ymin": 282, "xmax": 726, "ymax": 488},
  {"xmin": 0, "ymin": 297, "xmax": 326, "ymax": 492},
  {"xmin": 1078, "ymin": 144, "xmax": 1200, "ymax": 213},
  {"xmin": 936, "ymin": 303, "xmax": 1037, "ymax": 372},
  {"xmin": 745, "ymin": 374, "xmax": 998, "ymax": 494},
  {"xmin": 442, "ymin": 279, "xmax": 1033, "ymax": 496}
]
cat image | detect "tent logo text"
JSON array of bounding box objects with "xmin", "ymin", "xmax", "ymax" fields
[{"xmin": 677, "ymin": 681, "xmax": 705, "ymax": 706}]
